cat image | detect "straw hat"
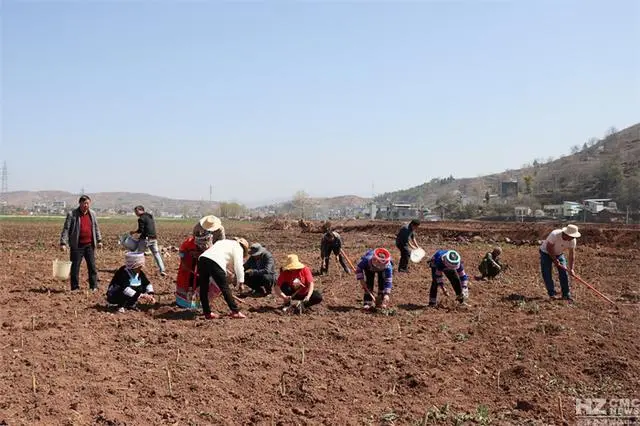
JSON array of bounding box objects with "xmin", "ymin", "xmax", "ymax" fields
[
  {"xmin": 283, "ymin": 254, "xmax": 305, "ymax": 271},
  {"xmin": 562, "ymin": 224, "xmax": 581, "ymax": 238},
  {"xmin": 234, "ymin": 237, "xmax": 249, "ymax": 252},
  {"xmin": 199, "ymin": 215, "xmax": 222, "ymax": 232}
]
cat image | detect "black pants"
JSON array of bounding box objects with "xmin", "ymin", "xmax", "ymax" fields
[
  {"xmin": 429, "ymin": 268, "xmax": 463, "ymax": 303},
  {"xmin": 364, "ymin": 269, "xmax": 387, "ymax": 304},
  {"xmin": 245, "ymin": 274, "xmax": 275, "ymax": 294},
  {"xmin": 321, "ymin": 247, "xmax": 350, "ymax": 273},
  {"xmin": 281, "ymin": 283, "xmax": 323, "ymax": 307},
  {"xmin": 397, "ymin": 244, "xmax": 410, "ymax": 271},
  {"xmin": 197, "ymin": 257, "xmax": 239, "ymax": 314},
  {"xmin": 70, "ymin": 244, "xmax": 98, "ymax": 290},
  {"xmin": 106, "ymin": 288, "xmax": 140, "ymax": 308}
]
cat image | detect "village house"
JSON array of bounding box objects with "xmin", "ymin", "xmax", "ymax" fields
[
  {"xmin": 514, "ymin": 206, "xmax": 532, "ymax": 217},
  {"xmin": 583, "ymin": 198, "xmax": 618, "ymax": 214}
]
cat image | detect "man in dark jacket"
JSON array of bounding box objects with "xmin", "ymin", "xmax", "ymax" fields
[
  {"xmin": 130, "ymin": 205, "xmax": 166, "ymax": 276},
  {"xmin": 320, "ymin": 230, "xmax": 350, "ymax": 274},
  {"xmin": 395, "ymin": 219, "xmax": 420, "ymax": 272},
  {"xmin": 242, "ymin": 243, "xmax": 277, "ymax": 296},
  {"xmin": 60, "ymin": 195, "xmax": 103, "ymax": 291}
]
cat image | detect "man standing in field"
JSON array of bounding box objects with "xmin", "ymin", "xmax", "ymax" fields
[
  {"xmin": 395, "ymin": 219, "xmax": 420, "ymax": 272},
  {"xmin": 539, "ymin": 224, "xmax": 581, "ymax": 302},
  {"xmin": 130, "ymin": 205, "xmax": 166, "ymax": 277},
  {"xmin": 60, "ymin": 195, "xmax": 103, "ymax": 291}
]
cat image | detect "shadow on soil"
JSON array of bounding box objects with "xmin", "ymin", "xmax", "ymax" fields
[
  {"xmin": 501, "ymin": 294, "xmax": 545, "ymax": 303},
  {"xmin": 326, "ymin": 305, "xmax": 360, "ymax": 313},
  {"xmin": 397, "ymin": 303, "xmax": 425, "ymax": 311},
  {"xmin": 153, "ymin": 308, "xmax": 199, "ymax": 321},
  {"xmin": 27, "ymin": 287, "xmax": 66, "ymax": 294},
  {"xmin": 248, "ymin": 305, "xmax": 283, "ymax": 314}
]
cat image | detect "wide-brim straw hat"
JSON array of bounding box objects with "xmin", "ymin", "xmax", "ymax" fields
[
  {"xmin": 283, "ymin": 254, "xmax": 305, "ymax": 271},
  {"xmin": 562, "ymin": 224, "xmax": 581, "ymax": 238},
  {"xmin": 199, "ymin": 215, "xmax": 222, "ymax": 232}
]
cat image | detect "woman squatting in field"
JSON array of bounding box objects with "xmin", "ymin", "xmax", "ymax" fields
[
  {"xmin": 355, "ymin": 248, "xmax": 394, "ymax": 310},
  {"xmin": 428, "ymin": 249, "xmax": 470, "ymax": 307},
  {"xmin": 274, "ymin": 254, "xmax": 323, "ymax": 314},
  {"xmin": 106, "ymin": 252, "xmax": 155, "ymax": 313}
]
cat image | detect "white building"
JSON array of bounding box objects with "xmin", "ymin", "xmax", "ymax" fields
[
  {"xmin": 514, "ymin": 206, "xmax": 532, "ymax": 217},
  {"xmin": 563, "ymin": 201, "xmax": 583, "ymax": 217},
  {"xmin": 543, "ymin": 201, "xmax": 583, "ymax": 218},
  {"xmin": 583, "ymin": 198, "xmax": 617, "ymax": 214}
]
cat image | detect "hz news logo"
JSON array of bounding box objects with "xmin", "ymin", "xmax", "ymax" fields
[{"xmin": 576, "ymin": 398, "xmax": 639, "ymax": 426}]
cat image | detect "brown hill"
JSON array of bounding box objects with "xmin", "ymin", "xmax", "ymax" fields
[
  {"xmin": 3, "ymin": 191, "xmax": 218, "ymax": 216},
  {"xmin": 375, "ymin": 123, "xmax": 640, "ymax": 211}
]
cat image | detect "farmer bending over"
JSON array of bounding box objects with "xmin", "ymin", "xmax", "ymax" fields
[
  {"xmin": 476, "ymin": 246, "xmax": 503, "ymax": 280},
  {"xmin": 175, "ymin": 230, "xmax": 216, "ymax": 308},
  {"xmin": 275, "ymin": 254, "xmax": 323, "ymax": 313},
  {"xmin": 539, "ymin": 224, "xmax": 580, "ymax": 302},
  {"xmin": 320, "ymin": 229, "xmax": 350, "ymax": 274},
  {"xmin": 106, "ymin": 252, "xmax": 155, "ymax": 313},
  {"xmin": 395, "ymin": 219, "xmax": 420, "ymax": 272},
  {"xmin": 355, "ymin": 248, "xmax": 394, "ymax": 310},
  {"xmin": 197, "ymin": 237, "xmax": 249, "ymax": 319},
  {"xmin": 428, "ymin": 249, "xmax": 469, "ymax": 306}
]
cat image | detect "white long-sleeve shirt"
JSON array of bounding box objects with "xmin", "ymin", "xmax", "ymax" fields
[{"xmin": 199, "ymin": 239, "xmax": 245, "ymax": 284}]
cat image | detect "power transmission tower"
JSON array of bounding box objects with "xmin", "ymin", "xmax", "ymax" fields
[{"xmin": 1, "ymin": 161, "xmax": 7, "ymax": 212}]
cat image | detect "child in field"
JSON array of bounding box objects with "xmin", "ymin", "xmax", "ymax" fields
[{"xmin": 106, "ymin": 252, "xmax": 155, "ymax": 312}]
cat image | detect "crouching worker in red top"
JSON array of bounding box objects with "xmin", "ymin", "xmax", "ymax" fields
[
  {"xmin": 275, "ymin": 254, "xmax": 323, "ymax": 314},
  {"xmin": 106, "ymin": 252, "xmax": 155, "ymax": 313},
  {"xmin": 355, "ymin": 248, "xmax": 394, "ymax": 310}
]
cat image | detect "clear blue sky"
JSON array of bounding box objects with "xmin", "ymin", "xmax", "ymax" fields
[{"xmin": 1, "ymin": 0, "xmax": 638, "ymax": 205}]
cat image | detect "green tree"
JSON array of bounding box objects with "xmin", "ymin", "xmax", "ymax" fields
[
  {"xmin": 523, "ymin": 175, "xmax": 533, "ymax": 194},
  {"xmin": 217, "ymin": 202, "xmax": 245, "ymax": 218}
]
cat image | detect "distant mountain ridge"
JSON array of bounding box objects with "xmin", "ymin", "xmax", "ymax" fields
[
  {"xmin": 2, "ymin": 190, "xmax": 372, "ymax": 215},
  {"xmin": 3, "ymin": 191, "xmax": 218, "ymax": 216}
]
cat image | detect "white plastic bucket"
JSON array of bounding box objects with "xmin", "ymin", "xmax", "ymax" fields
[
  {"xmin": 410, "ymin": 247, "xmax": 426, "ymax": 263},
  {"xmin": 52, "ymin": 259, "xmax": 71, "ymax": 280},
  {"xmin": 120, "ymin": 234, "xmax": 140, "ymax": 251}
]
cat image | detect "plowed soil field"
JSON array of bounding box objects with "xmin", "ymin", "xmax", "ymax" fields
[{"xmin": 1, "ymin": 218, "xmax": 639, "ymax": 425}]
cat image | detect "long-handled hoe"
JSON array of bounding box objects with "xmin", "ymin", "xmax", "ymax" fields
[
  {"xmin": 555, "ymin": 263, "xmax": 616, "ymax": 306},
  {"xmin": 340, "ymin": 248, "xmax": 377, "ymax": 302}
]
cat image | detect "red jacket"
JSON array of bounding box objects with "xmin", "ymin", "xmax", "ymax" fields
[{"xmin": 276, "ymin": 267, "xmax": 314, "ymax": 297}]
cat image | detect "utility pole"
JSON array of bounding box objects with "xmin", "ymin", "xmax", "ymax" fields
[
  {"xmin": 627, "ymin": 206, "xmax": 630, "ymax": 225},
  {"xmin": 209, "ymin": 185, "xmax": 212, "ymax": 203},
  {"xmin": 1, "ymin": 161, "xmax": 7, "ymax": 213}
]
